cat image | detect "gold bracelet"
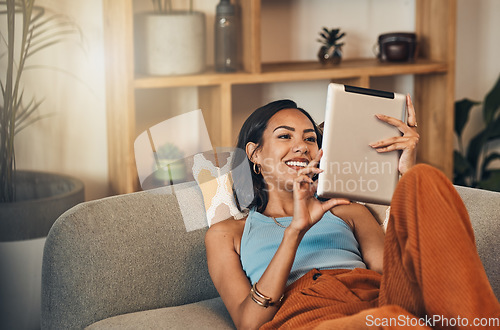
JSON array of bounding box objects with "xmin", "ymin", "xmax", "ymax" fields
[{"xmin": 249, "ymin": 283, "xmax": 284, "ymax": 308}]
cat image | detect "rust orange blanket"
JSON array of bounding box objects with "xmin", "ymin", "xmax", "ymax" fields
[{"xmin": 262, "ymin": 164, "xmax": 500, "ymax": 329}]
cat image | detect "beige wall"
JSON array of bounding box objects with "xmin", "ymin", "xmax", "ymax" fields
[
  {"xmin": 9, "ymin": 0, "xmax": 500, "ymax": 201},
  {"xmin": 455, "ymin": 0, "xmax": 500, "ymax": 164}
]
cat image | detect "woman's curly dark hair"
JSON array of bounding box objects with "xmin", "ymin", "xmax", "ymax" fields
[{"xmin": 232, "ymin": 100, "xmax": 323, "ymax": 213}]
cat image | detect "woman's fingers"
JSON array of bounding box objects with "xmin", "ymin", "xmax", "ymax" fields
[
  {"xmin": 371, "ymin": 95, "xmax": 419, "ymax": 154},
  {"xmin": 371, "ymin": 94, "xmax": 419, "ymax": 175},
  {"xmin": 371, "ymin": 139, "xmax": 419, "ymax": 154},
  {"xmin": 374, "ymin": 114, "xmax": 411, "ymax": 134},
  {"xmin": 321, "ymin": 198, "xmax": 351, "ymax": 206},
  {"xmin": 297, "ymin": 166, "xmax": 323, "ymax": 177},
  {"xmin": 308, "ymin": 149, "xmax": 323, "ymax": 168},
  {"xmin": 375, "ymin": 94, "xmax": 417, "ymax": 132},
  {"xmin": 406, "ymin": 94, "xmax": 418, "ymax": 128},
  {"xmin": 297, "ymin": 152, "xmax": 324, "ymax": 182},
  {"xmin": 293, "ymin": 174, "xmax": 314, "ymax": 189},
  {"xmin": 373, "ymin": 142, "xmax": 409, "ymax": 153},
  {"xmin": 322, "ymin": 198, "xmax": 351, "ymax": 211},
  {"xmin": 370, "ymin": 136, "xmax": 418, "ymax": 152}
]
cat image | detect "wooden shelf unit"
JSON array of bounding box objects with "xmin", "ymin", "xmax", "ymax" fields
[
  {"xmin": 102, "ymin": 0, "xmax": 456, "ymax": 195},
  {"xmin": 134, "ymin": 59, "xmax": 449, "ymax": 88}
]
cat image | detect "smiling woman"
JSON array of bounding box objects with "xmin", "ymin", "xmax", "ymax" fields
[
  {"xmin": 233, "ymin": 100, "xmax": 323, "ymax": 213},
  {"xmin": 248, "ymin": 109, "xmax": 320, "ymax": 193},
  {"xmin": 205, "ymin": 99, "xmax": 500, "ymax": 329}
]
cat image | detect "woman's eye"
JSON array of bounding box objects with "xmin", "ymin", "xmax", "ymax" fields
[
  {"xmin": 278, "ymin": 134, "xmax": 291, "ymax": 139},
  {"xmin": 306, "ymin": 136, "xmax": 317, "ymax": 142}
]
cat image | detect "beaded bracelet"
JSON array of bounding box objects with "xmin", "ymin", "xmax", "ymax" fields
[{"xmin": 249, "ymin": 283, "xmax": 284, "ymax": 308}]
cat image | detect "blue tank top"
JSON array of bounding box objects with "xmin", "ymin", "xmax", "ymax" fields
[{"xmin": 240, "ymin": 209, "xmax": 366, "ymax": 286}]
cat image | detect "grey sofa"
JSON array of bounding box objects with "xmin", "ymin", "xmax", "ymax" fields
[{"xmin": 41, "ymin": 181, "xmax": 500, "ymax": 329}]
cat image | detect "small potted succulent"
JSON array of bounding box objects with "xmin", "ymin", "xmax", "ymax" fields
[
  {"xmin": 135, "ymin": 0, "xmax": 206, "ymax": 76},
  {"xmin": 154, "ymin": 143, "xmax": 186, "ymax": 184},
  {"xmin": 317, "ymin": 27, "xmax": 345, "ymax": 65}
]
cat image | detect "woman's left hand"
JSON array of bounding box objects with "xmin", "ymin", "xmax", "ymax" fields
[{"xmin": 369, "ymin": 94, "xmax": 420, "ymax": 175}]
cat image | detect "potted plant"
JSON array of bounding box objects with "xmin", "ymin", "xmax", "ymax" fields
[
  {"xmin": 317, "ymin": 27, "xmax": 345, "ymax": 65},
  {"xmin": 0, "ymin": 0, "xmax": 84, "ymax": 327},
  {"xmin": 135, "ymin": 0, "xmax": 206, "ymax": 76},
  {"xmin": 453, "ymin": 75, "xmax": 500, "ymax": 191},
  {"xmin": 154, "ymin": 142, "xmax": 186, "ymax": 184}
]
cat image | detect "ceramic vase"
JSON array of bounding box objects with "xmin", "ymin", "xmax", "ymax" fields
[{"xmin": 136, "ymin": 11, "xmax": 206, "ymax": 76}]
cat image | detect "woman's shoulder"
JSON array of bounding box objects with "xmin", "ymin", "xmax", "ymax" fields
[
  {"xmin": 205, "ymin": 216, "xmax": 247, "ymax": 241},
  {"xmin": 329, "ymin": 202, "xmax": 371, "ymax": 229},
  {"xmin": 205, "ymin": 216, "xmax": 247, "ymax": 254}
]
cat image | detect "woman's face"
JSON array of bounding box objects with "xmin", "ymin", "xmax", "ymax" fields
[{"xmin": 248, "ymin": 108, "xmax": 319, "ymax": 192}]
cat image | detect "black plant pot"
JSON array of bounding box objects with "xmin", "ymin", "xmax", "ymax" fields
[
  {"xmin": 0, "ymin": 171, "xmax": 85, "ymax": 242},
  {"xmin": 318, "ymin": 45, "xmax": 342, "ymax": 65},
  {"xmin": 0, "ymin": 171, "xmax": 84, "ymax": 329}
]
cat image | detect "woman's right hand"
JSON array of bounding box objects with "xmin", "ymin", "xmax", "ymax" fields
[{"xmin": 291, "ymin": 149, "xmax": 350, "ymax": 233}]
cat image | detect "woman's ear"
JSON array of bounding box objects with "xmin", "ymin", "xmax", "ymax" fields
[{"xmin": 246, "ymin": 142, "xmax": 259, "ymax": 164}]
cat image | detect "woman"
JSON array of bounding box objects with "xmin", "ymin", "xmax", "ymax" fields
[{"xmin": 205, "ymin": 98, "xmax": 500, "ymax": 329}]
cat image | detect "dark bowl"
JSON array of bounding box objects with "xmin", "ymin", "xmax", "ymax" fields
[{"xmin": 378, "ymin": 32, "xmax": 417, "ymax": 62}]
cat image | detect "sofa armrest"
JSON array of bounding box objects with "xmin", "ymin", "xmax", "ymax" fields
[
  {"xmin": 455, "ymin": 185, "xmax": 500, "ymax": 299},
  {"xmin": 41, "ymin": 182, "xmax": 218, "ymax": 329}
]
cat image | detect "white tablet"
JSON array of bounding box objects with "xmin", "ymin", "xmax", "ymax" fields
[{"xmin": 317, "ymin": 83, "xmax": 407, "ymax": 205}]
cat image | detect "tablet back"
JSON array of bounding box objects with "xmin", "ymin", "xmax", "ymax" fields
[{"xmin": 317, "ymin": 83, "xmax": 406, "ymax": 205}]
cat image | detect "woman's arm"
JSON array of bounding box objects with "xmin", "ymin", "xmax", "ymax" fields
[
  {"xmin": 332, "ymin": 203, "xmax": 385, "ymax": 274},
  {"xmin": 206, "ymin": 157, "xmax": 350, "ymax": 329},
  {"xmin": 205, "ymin": 219, "xmax": 305, "ymax": 329}
]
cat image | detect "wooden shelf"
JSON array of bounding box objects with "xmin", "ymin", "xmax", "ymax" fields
[
  {"xmin": 134, "ymin": 59, "xmax": 448, "ymax": 89},
  {"xmin": 103, "ymin": 0, "xmax": 457, "ymax": 195}
]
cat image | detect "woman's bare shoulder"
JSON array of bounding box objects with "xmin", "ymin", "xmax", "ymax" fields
[
  {"xmin": 205, "ymin": 217, "xmax": 246, "ymax": 242},
  {"xmin": 207, "ymin": 216, "xmax": 247, "ymax": 234},
  {"xmin": 205, "ymin": 216, "xmax": 247, "ymax": 252},
  {"xmin": 329, "ymin": 202, "xmax": 371, "ymax": 228}
]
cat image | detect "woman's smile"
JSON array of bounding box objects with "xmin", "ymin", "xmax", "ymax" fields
[{"xmin": 284, "ymin": 158, "xmax": 309, "ymax": 171}]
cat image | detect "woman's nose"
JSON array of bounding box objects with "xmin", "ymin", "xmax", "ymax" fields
[{"xmin": 293, "ymin": 143, "xmax": 308, "ymax": 154}]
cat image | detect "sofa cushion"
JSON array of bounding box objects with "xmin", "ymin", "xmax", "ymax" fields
[
  {"xmin": 86, "ymin": 297, "xmax": 234, "ymax": 330},
  {"xmin": 455, "ymin": 185, "xmax": 500, "ymax": 299},
  {"xmin": 42, "ymin": 181, "xmax": 220, "ymax": 329}
]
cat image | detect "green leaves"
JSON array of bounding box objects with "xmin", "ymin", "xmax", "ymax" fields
[
  {"xmin": 453, "ymin": 150, "xmax": 472, "ymax": 184},
  {"xmin": 453, "ymin": 75, "xmax": 500, "ymax": 192},
  {"xmin": 483, "ymin": 75, "xmax": 500, "ymax": 125},
  {"xmin": 454, "ymin": 99, "xmax": 479, "ymax": 140},
  {"xmin": 477, "ymin": 170, "xmax": 500, "ymax": 191},
  {"xmin": 0, "ymin": 0, "xmax": 80, "ymax": 202},
  {"xmin": 317, "ymin": 27, "xmax": 345, "ymax": 48}
]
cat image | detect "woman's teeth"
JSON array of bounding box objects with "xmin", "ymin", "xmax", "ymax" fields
[{"xmin": 285, "ymin": 161, "xmax": 308, "ymax": 167}]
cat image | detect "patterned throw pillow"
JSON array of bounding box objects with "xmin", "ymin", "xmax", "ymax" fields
[{"xmin": 192, "ymin": 150, "xmax": 249, "ymax": 227}]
